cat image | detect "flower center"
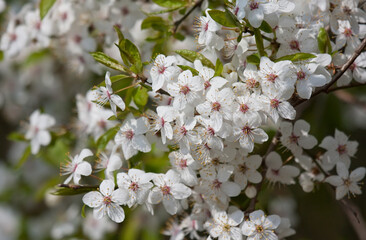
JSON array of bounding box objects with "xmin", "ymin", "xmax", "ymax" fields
[
  {"xmin": 204, "ymin": 22, "xmax": 209, "ymax": 32},
  {"xmin": 208, "ymin": 127, "xmax": 215, "ymax": 136},
  {"xmin": 297, "ymin": 70, "xmax": 306, "ymax": 80},
  {"xmin": 337, "ymin": 144, "xmax": 347, "ymax": 155},
  {"xmin": 344, "ymin": 179, "xmax": 351, "ymax": 186},
  {"xmin": 125, "ymin": 130, "xmax": 134, "ymax": 140},
  {"xmin": 213, "ymin": 179, "xmax": 222, "ymax": 189},
  {"xmin": 240, "ymin": 103, "xmax": 249, "ymax": 113},
  {"xmin": 256, "ymin": 225, "xmax": 264, "ymax": 233},
  {"xmin": 350, "ymin": 63, "xmax": 357, "ymax": 71},
  {"xmin": 179, "ymin": 159, "xmax": 188, "ymax": 169},
  {"xmin": 161, "ymin": 117, "xmax": 165, "ymax": 127},
  {"xmin": 180, "ymin": 126, "xmax": 187, "ymax": 136},
  {"xmin": 204, "ymin": 81, "xmax": 211, "ymax": 89},
  {"xmin": 180, "ymin": 85, "xmax": 191, "ymax": 95},
  {"xmin": 289, "ymin": 133, "xmax": 299, "ymax": 143},
  {"xmin": 239, "ymin": 164, "xmax": 248, "ymax": 173},
  {"xmin": 103, "ymin": 196, "xmax": 112, "ymax": 205},
  {"xmin": 270, "ymin": 99, "xmax": 280, "ymax": 109},
  {"xmin": 234, "ymin": 6, "xmax": 240, "ymax": 16},
  {"xmin": 223, "ymin": 224, "xmax": 231, "ymax": 232},
  {"xmin": 311, "ymin": 167, "xmax": 320, "ymax": 175},
  {"xmin": 121, "ymin": 6, "xmax": 130, "ymax": 16},
  {"xmin": 242, "ymin": 125, "xmax": 252, "ymax": 135},
  {"xmin": 158, "ymin": 65, "xmax": 166, "ymax": 74},
  {"xmin": 212, "ymin": 158, "xmax": 220, "ymax": 166},
  {"xmin": 74, "ymin": 35, "xmax": 82, "ymax": 43},
  {"xmin": 212, "ymin": 102, "xmax": 221, "ymax": 111},
  {"xmin": 10, "ymin": 33, "xmax": 17, "ymax": 42},
  {"xmin": 246, "ymin": 78, "xmax": 258, "ymax": 88},
  {"xmin": 289, "ymin": 40, "xmax": 300, "ymax": 51},
  {"xmin": 272, "ymin": 169, "xmax": 280, "ymax": 175},
  {"xmin": 250, "ymin": 1, "xmax": 259, "ymax": 10},
  {"xmin": 129, "ymin": 182, "xmax": 139, "ymax": 191},
  {"xmin": 61, "ymin": 12, "xmax": 68, "ymax": 21},
  {"xmin": 161, "ymin": 185, "xmax": 171, "ymax": 195},
  {"xmin": 344, "ymin": 28, "xmax": 353, "ymax": 37},
  {"xmin": 266, "ymin": 73, "xmax": 278, "ymax": 83}
]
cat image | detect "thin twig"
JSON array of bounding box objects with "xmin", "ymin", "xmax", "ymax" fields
[
  {"xmin": 172, "ymin": 0, "xmax": 204, "ymax": 34},
  {"xmin": 292, "ymin": 38, "xmax": 366, "ymax": 107}
]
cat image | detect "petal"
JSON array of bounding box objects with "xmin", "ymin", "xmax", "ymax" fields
[
  {"xmin": 111, "ymin": 94, "xmax": 126, "ymax": 111},
  {"xmin": 263, "ymin": 215, "xmax": 281, "ymax": 230},
  {"xmin": 221, "ymin": 181, "xmax": 241, "ymax": 197},
  {"xmin": 77, "ymin": 148, "xmax": 93, "ymax": 162},
  {"xmin": 82, "ymin": 191, "xmax": 103, "ymax": 208},
  {"xmin": 171, "ymin": 183, "xmax": 192, "ymax": 199},
  {"xmin": 75, "ymin": 161, "xmax": 92, "ymax": 176},
  {"xmin": 107, "ymin": 203, "xmax": 125, "ymax": 223},
  {"xmin": 325, "ymin": 176, "xmax": 343, "ymax": 186},
  {"xmin": 100, "ymin": 180, "xmax": 115, "ymax": 196},
  {"xmin": 131, "ymin": 135, "xmax": 151, "ymax": 153},
  {"xmin": 350, "ymin": 167, "xmax": 366, "ymax": 182},
  {"xmin": 336, "ymin": 185, "xmax": 348, "ymax": 200},
  {"xmin": 336, "ymin": 162, "xmax": 349, "ymax": 179},
  {"xmin": 111, "ymin": 188, "xmax": 130, "ymax": 205},
  {"xmin": 163, "ymin": 197, "xmax": 179, "ymax": 215}
]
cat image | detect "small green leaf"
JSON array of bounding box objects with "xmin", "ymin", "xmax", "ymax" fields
[
  {"xmin": 141, "ymin": 16, "xmax": 168, "ymax": 32},
  {"xmin": 175, "ymin": 49, "xmax": 215, "ymax": 69},
  {"xmin": 96, "ymin": 126, "xmax": 120, "ymax": 151},
  {"xmin": 40, "ymin": 0, "xmax": 56, "ymax": 20},
  {"xmin": 174, "ymin": 32, "xmax": 185, "ymax": 41},
  {"xmin": 259, "ymin": 21, "xmax": 273, "ymax": 34},
  {"xmin": 15, "ymin": 145, "xmax": 31, "ymax": 169},
  {"xmin": 149, "ymin": 6, "xmax": 185, "ymax": 15},
  {"xmin": 253, "ymin": 28, "xmax": 266, "ymax": 57},
  {"xmin": 177, "ymin": 65, "xmax": 199, "ymax": 75},
  {"xmin": 133, "ymin": 87, "xmax": 149, "ymax": 108},
  {"xmin": 125, "ymin": 40, "xmax": 143, "ymax": 73},
  {"xmin": 317, "ymin": 27, "xmax": 332, "ymax": 54},
  {"xmin": 214, "ymin": 58, "xmax": 223, "ymax": 76},
  {"xmin": 52, "ymin": 185, "xmax": 98, "ymax": 196},
  {"xmin": 0, "ymin": 50, "xmax": 3, "ymax": 62},
  {"xmin": 91, "ymin": 52, "xmax": 128, "ymax": 73},
  {"xmin": 7, "ymin": 132, "xmax": 26, "ymax": 142},
  {"xmin": 81, "ymin": 205, "xmax": 86, "ymax": 218},
  {"xmin": 24, "ymin": 49, "xmax": 50, "ymax": 67},
  {"xmin": 114, "ymin": 25, "xmax": 125, "ymax": 42},
  {"xmin": 152, "ymin": 0, "xmax": 187, "ymax": 8},
  {"xmin": 275, "ymin": 53, "xmax": 317, "ymax": 62},
  {"xmin": 246, "ymin": 53, "xmax": 260, "ymax": 66},
  {"xmin": 208, "ymin": 9, "xmax": 241, "ymax": 28}
]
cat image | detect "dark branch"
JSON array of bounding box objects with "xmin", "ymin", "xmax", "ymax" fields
[{"xmin": 172, "ymin": 0, "xmax": 204, "ymax": 34}]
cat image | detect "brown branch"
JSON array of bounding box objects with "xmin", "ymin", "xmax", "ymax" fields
[
  {"xmin": 292, "ymin": 38, "xmax": 366, "ymax": 107},
  {"xmin": 327, "ymin": 82, "xmax": 366, "ymax": 93},
  {"xmin": 172, "ymin": 0, "xmax": 204, "ymax": 34},
  {"xmin": 339, "ymin": 199, "xmax": 366, "ymax": 240}
]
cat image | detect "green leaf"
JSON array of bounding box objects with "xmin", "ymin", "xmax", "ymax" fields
[
  {"xmin": 81, "ymin": 205, "xmax": 86, "ymax": 218},
  {"xmin": 246, "ymin": 53, "xmax": 260, "ymax": 66},
  {"xmin": 133, "ymin": 87, "xmax": 149, "ymax": 108},
  {"xmin": 149, "ymin": 6, "xmax": 185, "ymax": 15},
  {"xmin": 275, "ymin": 53, "xmax": 317, "ymax": 62},
  {"xmin": 214, "ymin": 58, "xmax": 223, "ymax": 76},
  {"xmin": 96, "ymin": 126, "xmax": 120, "ymax": 151},
  {"xmin": 141, "ymin": 16, "xmax": 168, "ymax": 32},
  {"xmin": 174, "ymin": 32, "xmax": 185, "ymax": 41},
  {"xmin": 175, "ymin": 49, "xmax": 215, "ymax": 69},
  {"xmin": 317, "ymin": 27, "xmax": 332, "ymax": 54},
  {"xmin": 91, "ymin": 52, "xmax": 128, "ymax": 73},
  {"xmin": 177, "ymin": 65, "xmax": 199, "ymax": 75},
  {"xmin": 24, "ymin": 49, "xmax": 50, "ymax": 67},
  {"xmin": 40, "ymin": 0, "xmax": 56, "ymax": 20},
  {"xmin": 253, "ymin": 28, "xmax": 266, "ymax": 57},
  {"xmin": 259, "ymin": 21, "xmax": 273, "ymax": 33},
  {"xmin": 114, "ymin": 25, "xmax": 125, "ymax": 42},
  {"xmin": 52, "ymin": 185, "xmax": 98, "ymax": 196},
  {"xmin": 208, "ymin": 9, "xmax": 241, "ymax": 28},
  {"xmin": 0, "ymin": 50, "xmax": 3, "ymax": 62},
  {"xmin": 15, "ymin": 145, "xmax": 31, "ymax": 169},
  {"xmin": 152, "ymin": 0, "xmax": 187, "ymax": 8},
  {"xmin": 7, "ymin": 132, "xmax": 26, "ymax": 142},
  {"xmin": 125, "ymin": 40, "xmax": 143, "ymax": 73}
]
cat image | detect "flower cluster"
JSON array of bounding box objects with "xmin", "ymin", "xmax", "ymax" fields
[{"xmin": 9, "ymin": 0, "xmax": 366, "ymax": 239}]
